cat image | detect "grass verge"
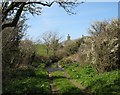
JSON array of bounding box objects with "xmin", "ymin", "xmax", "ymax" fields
[{"xmin": 65, "ymin": 63, "xmax": 120, "ymax": 95}]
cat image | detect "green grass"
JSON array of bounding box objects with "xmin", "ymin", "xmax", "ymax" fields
[
  {"xmin": 65, "ymin": 63, "xmax": 120, "ymax": 95},
  {"xmin": 3, "ymin": 64, "xmax": 51, "ymax": 94},
  {"xmin": 51, "ymin": 71, "xmax": 83, "ymax": 94},
  {"xmin": 86, "ymin": 70, "xmax": 120, "ymax": 95},
  {"xmin": 35, "ymin": 44, "xmax": 52, "ymax": 56}
]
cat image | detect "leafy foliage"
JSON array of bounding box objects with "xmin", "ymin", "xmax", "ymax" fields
[
  {"xmin": 2, "ymin": 15, "xmax": 29, "ymax": 83},
  {"xmin": 58, "ymin": 58, "xmax": 73, "ymax": 68},
  {"xmin": 3, "ymin": 64, "xmax": 51, "ymax": 94},
  {"xmin": 64, "ymin": 62, "xmax": 120, "ymax": 95},
  {"xmin": 65, "ymin": 41, "xmax": 77, "ymax": 55},
  {"xmin": 78, "ymin": 19, "xmax": 120, "ymax": 72}
]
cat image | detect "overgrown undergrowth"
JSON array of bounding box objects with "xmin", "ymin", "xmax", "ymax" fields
[
  {"xmin": 2, "ymin": 63, "xmax": 51, "ymax": 95},
  {"xmin": 59, "ymin": 61, "xmax": 120, "ymax": 95}
]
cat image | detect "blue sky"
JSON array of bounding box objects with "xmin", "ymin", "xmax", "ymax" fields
[{"xmin": 25, "ymin": 2, "xmax": 118, "ymax": 42}]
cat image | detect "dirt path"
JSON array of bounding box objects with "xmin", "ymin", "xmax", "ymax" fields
[
  {"xmin": 46, "ymin": 67, "xmax": 64, "ymax": 95},
  {"xmin": 46, "ymin": 66, "xmax": 92, "ymax": 95},
  {"xmin": 48, "ymin": 72, "xmax": 58, "ymax": 94},
  {"xmin": 64, "ymin": 71, "xmax": 92, "ymax": 95}
]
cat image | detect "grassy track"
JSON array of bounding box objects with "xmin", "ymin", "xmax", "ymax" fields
[
  {"xmin": 51, "ymin": 71, "xmax": 83, "ymax": 94},
  {"xmin": 3, "ymin": 61, "xmax": 119, "ymax": 95}
]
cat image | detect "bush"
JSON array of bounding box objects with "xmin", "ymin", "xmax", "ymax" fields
[
  {"xmin": 90, "ymin": 19, "xmax": 120, "ymax": 72},
  {"xmin": 64, "ymin": 41, "xmax": 80, "ymax": 55},
  {"xmin": 58, "ymin": 58, "xmax": 73, "ymax": 68},
  {"xmin": 56, "ymin": 48, "xmax": 68, "ymax": 58},
  {"xmin": 78, "ymin": 19, "xmax": 120, "ymax": 72}
]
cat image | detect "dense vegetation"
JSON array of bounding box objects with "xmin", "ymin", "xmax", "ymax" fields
[
  {"xmin": 63, "ymin": 19, "xmax": 120, "ymax": 72},
  {"xmin": 2, "ymin": 1, "xmax": 119, "ymax": 95},
  {"xmin": 2, "ymin": 16, "xmax": 119, "ymax": 94},
  {"xmin": 3, "ymin": 63, "xmax": 51, "ymax": 94},
  {"xmin": 58, "ymin": 61, "xmax": 120, "ymax": 94}
]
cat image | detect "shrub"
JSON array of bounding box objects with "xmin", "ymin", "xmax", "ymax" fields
[
  {"xmin": 78, "ymin": 19, "xmax": 120, "ymax": 72},
  {"xmin": 58, "ymin": 58, "xmax": 73, "ymax": 68},
  {"xmin": 90, "ymin": 19, "xmax": 120, "ymax": 72},
  {"xmin": 64, "ymin": 41, "xmax": 80, "ymax": 55},
  {"xmin": 56, "ymin": 48, "xmax": 68, "ymax": 58}
]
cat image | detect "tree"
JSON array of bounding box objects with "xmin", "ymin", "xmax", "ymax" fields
[
  {"xmin": 2, "ymin": 14, "xmax": 28, "ymax": 69},
  {"xmin": 2, "ymin": 13, "xmax": 29, "ymax": 82},
  {"xmin": 2, "ymin": 0, "xmax": 84, "ymax": 30},
  {"xmin": 50, "ymin": 32, "xmax": 62, "ymax": 56},
  {"xmin": 41, "ymin": 31, "xmax": 62, "ymax": 56},
  {"xmin": 41, "ymin": 31, "xmax": 53, "ymax": 55}
]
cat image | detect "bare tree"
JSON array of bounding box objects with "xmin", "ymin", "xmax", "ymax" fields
[
  {"xmin": 50, "ymin": 32, "xmax": 62, "ymax": 56},
  {"xmin": 41, "ymin": 31, "xmax": 62, "ymax": 56},
  {"xmin": 41, "ymin": 31, "xmax": 53, "ymax": 55},
  {"xmin": 2, "ymin": 0, "xmax": 84, "ymax": 30}
]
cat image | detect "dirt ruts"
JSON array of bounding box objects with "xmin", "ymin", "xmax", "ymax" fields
[
  {"xmin": 48, "ymin": 72, "xmax": 58, "ymax": 94},
  {"xmin": 46, "ymin": 67, "xmax": 92, "ymax": 95},
  {"xmin": 47, "ymin": 67, "xmax": 63, "ymax": 95}
]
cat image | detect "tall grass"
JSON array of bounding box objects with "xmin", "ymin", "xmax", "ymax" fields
[
  {"xmin": 60, "ymin": 61, "xmax": 120, "ymax": 95},
  {"xmin": 2, "ymin": 63, "xmax": 51, "ymax": 94}
]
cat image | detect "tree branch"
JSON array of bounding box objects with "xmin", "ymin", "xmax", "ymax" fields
[
  {"xmin": 25, "ymin": 1, "xmax": 55, "ymax": 7},
  {"xmin": 2, "ymin": 1, "xmax": 82, "ymax": 30},
  {"xmin": 2, "ymin": 2, "xmax": 20, "ymax": 22},
  {"xmin": 2, "ymin": 3, "xmax": 25, "ymax": 30},
  {"xmin": 2, "ymin": 2, "xmax": 56, "ymax": 29}
]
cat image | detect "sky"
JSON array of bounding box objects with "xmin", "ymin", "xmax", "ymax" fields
[{"xmin": 25, "ymin": 2, "xmax": 118, "ymax": 42}]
